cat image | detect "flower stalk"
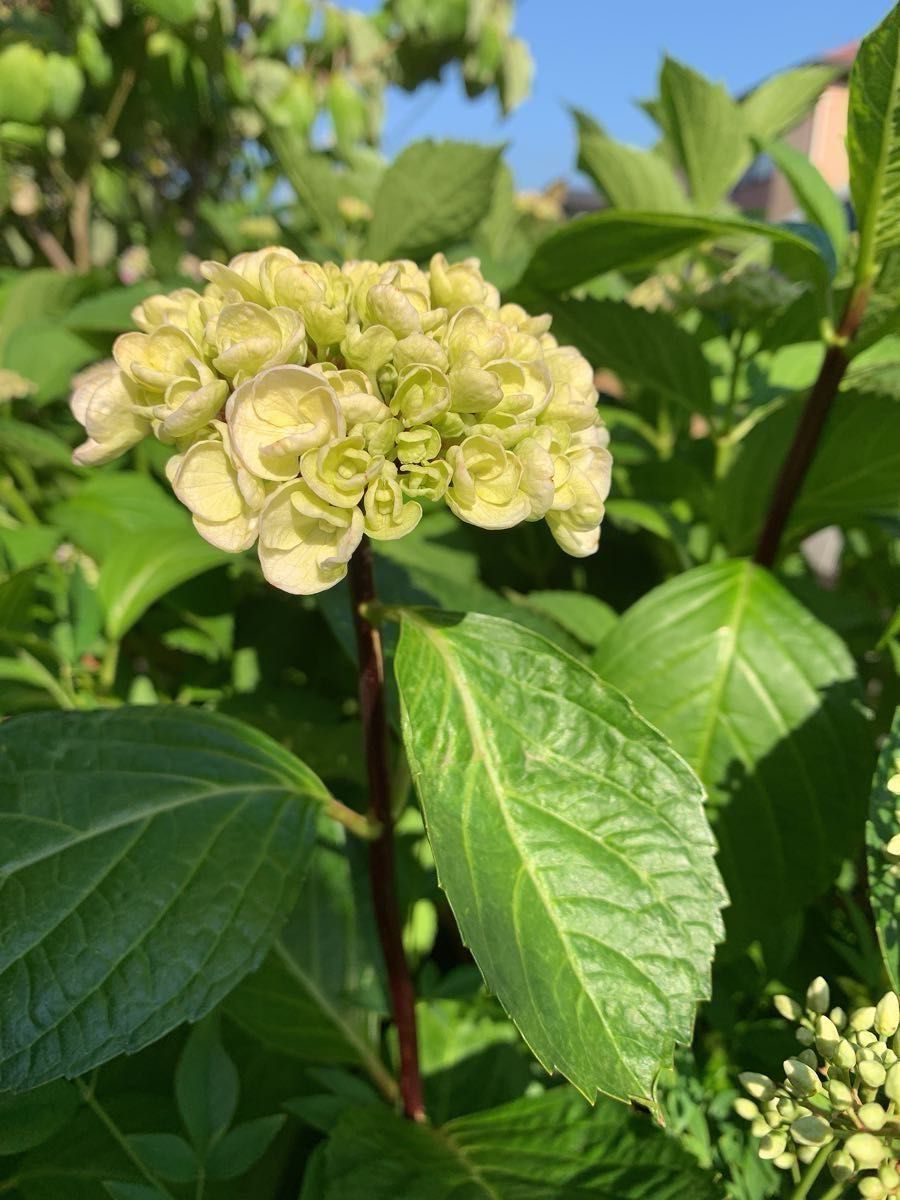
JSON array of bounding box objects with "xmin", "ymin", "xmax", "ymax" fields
[{"xmin": 348, "ymin": 538, "xmax": 425, "ymax": 1122}]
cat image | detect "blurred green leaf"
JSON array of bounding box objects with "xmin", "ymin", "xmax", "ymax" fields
[
  {"xmin": 741, "ymin": 64, "xmax": 838, "ymax": 142},
  {"xmin": 866, "ymin": 707, "xmax": 900, "ymax": 990},
  {"xmin": 574, "ymin": 108, "xmax": 688, "ymax": 212}
]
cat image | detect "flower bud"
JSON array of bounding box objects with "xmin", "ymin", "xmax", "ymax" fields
[
  {"xmin": 827, "ymin": 1078, "xmax": 854, "ymax": 1107},
  {"xmin": 758, "ymin": 1131, "xmax": 788, "ymax": 1160},
  {"xmin": 850, "ymin": 1006, "xmax": 877, "ymax": 1033},
  {"xmin": 790, "ymin": 1115, "xmax": 832, "ymax": 1146},
  {"xmin": 740, "ymin": 1072, "xmax": 777, "ymax": 1102},
  {"xmin": 797, "ymin": 1049, "xmax": 818, "ymax": 1068},
  {"xmin": 750, "ymin": 1116, "xmax": 770, "ymax": 1138},
  {"xmin": 806, "ymin": 977, "xmax": 830, "ymax": 1014},
  {"xmin": 879, "ymin": 1164, "xmax": 900, "ymax": 1190},
  {"xmin": 828, "ymin": 1149, "xmax": 855, "ymax": 1182},
  {"xmin": 846, "ymin": 1132, "xmax": 887, "ymax": 1169},
  {"xmin": 859, "ymin": 1178, "xmax": 887, "ymax": 1200},
  {"xmin": 885, "ymin": 1061, "xmax": 900, "ymax": 1102},
  {"xmin": 859, "ymin": 1102, "xmax": 887, "ymax": 1131},
  {"xmin": 784, "ymin": 1058, "xmax": 821, "ymax": 1096},
  {"xmin": 833, "ymin": 1038, "xmax": 858, "ymax": 1070},
  {"xmin": 884, "ymin": 833, "xmax": 900, "ymax": 861},
  {"xmin": 857, "ymin": 1059, "xmax": 886, "ymax": 1089},
  {"xmin": 774, "ymin": 994, "xmax": 802, "ymax": 1021},
  {"xmin": 796, "ymin": 1143, "xmax": 821, "ymax": 1165},
  {"xmin": 830, "ymin": 1006, "xmax": 848, "ymax": 1030},
  {"xmin": 773, "ymin": 1151, "xmax": 796, "ymax": 1171},
  {"xmin": 733, "ymin": 1098, "xmax": 759, "ymax": 1120},
  {"xmin": 875, "ymin": 991, "xmax": 900, "ymax": 1037},
  {"xmin": 815, "ymin": 1015, "xmax": 840, "ymax": 1059},
  {"xmin": 795, "ymin": 1025, "xmax": 815, "ymax": 1046},
  {"xmin": 777, "ymin": 1098, "xmax": 800, "ymax": 1121}
]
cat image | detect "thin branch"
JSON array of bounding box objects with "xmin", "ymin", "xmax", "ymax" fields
[
  {"xmin": 753, "ymin": 283, "xmax": 869, "ymax": 568},
  {"xmin": 23, "ymin": 219, "xmax": 75, "ymax": 272},
  {"xmin": 348, "ymin": 539, "xmax": 425, "ymax": 1122}
]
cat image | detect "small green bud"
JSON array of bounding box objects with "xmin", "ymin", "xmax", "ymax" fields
[
  {"xmin": 830, "ymin": 1006, "xmax": 848, "ymax": 1030},
  {"xmin": 857, "ymin": 1031, "xmax": 878, "ymax": 1048},
  {"xmin": 784, "ymin": 1057, "xmax": 821, "ymax": 1096},
  {"xmin": 795, "ymin": 1025, "xmax": 815, "ymax": 1046},
  {"xmin": 858, "ymin": 1101, "xmax": 887, "ymax": 1131},
  {"xmin": 882, "ymin": 1048, "xmax": 897, "ymax": 1066},
  {"xmin": 807, "ymin": 976, "xmax": 830, "ymax": 1014},
  {"xmin": 797, "ymin": 1048, "xmax": 818, "ymax": 1068},
  {"xmin": 846, "ymin": 1132, "xmax": 887, "ymax": 1169},
  {"xmin": 828, "ymin": 1148, "xmax": 855, "ymax": 1183},
  {"xmin": 833, "ymin": 1038, "xmax": 858, "ymax": 1069},
  {"xmin": 857, "ymin": 1059, "xmax": 886, "ymax": 1089},
  {"xmin": 850, "ymin": 1006, "xmax": 877, "ymax": 1033},
  {"xmin": 740, "ymin": 1072, "xmax": 777, "ymax": 1102},
  {"xmin": 879, "ymin": 1164, "xmax": 900, "ymax": 1190},
  {"xmin": 885, "ymin": 1061, "xmax": 900, "ymax": 1102},
  {"xmin": 875, "ymin": 991, "xmax": 900, "ymax": 1037},
  {"xmin": 774, "ymin": 994, "xmax": 802, "ymax": 1021},
  {"xmin": 816, "ymin": 1014, "xmax": 841, "ymax": 1059},
  {"xmin": 790, "ymin": 1114, "xmax": 832, "ymax": 1146},
  {"xmin": 750, "ymin": 1116, "xmax": 769, "ymax": 1138},
  {"xmin": 827, "ymin": 1078, "xmax": 854, "ymax": 1107},
  {"xmin": 773, "ymin": 1151, "xmax": 796, "ymax": 1170},
  {"xmin": 777, "ymin": 1098, "xmax": 800, "ymax": 1120},
  {"xmin": 859, "ymin": 1177, "xmax": 887, "ymax": 1200},
  {"xmin": 764, "ymin": 1107, "xmax": 781, "ymax": 1128},
  {"xmin": 884, "ymin": 833, "xmax": 900, "ymax": 861},
  {"xmin": 796, "ymin": 1142, "xmax": 821, "ymax": 1165},
  {"xmin": 733, "ymin": 1097, "xmax": 759, "ymax": 1121},
  {"xmin": 758, "ymin": 1131, "xmax": 788, "ymax": 1160}
]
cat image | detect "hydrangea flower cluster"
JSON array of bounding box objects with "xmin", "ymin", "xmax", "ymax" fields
[
  {"xmin": 70, "ymin": 249, "xmax": 612, "ymax": 595},
  {"xmin": 736, "ymin": 977, "xmax": 900, "ymax": 1197}
]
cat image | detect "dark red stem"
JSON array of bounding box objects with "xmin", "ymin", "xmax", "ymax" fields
[
  {"xmin": 347, "ymin": 540, "xmax": 425, "ymax": 1122},
  {"xmin": 753, "ymin": 284, "xmax": 869, "ymax": 568}
]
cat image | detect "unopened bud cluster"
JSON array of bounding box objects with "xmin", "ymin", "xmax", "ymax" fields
[
  {"xmin": 736, "ymin": 978, "xmax": 900, "ymax": 1197},
  {"xmin": 69, "ymin": 249, "xmax": 611, "ymax": 594}
]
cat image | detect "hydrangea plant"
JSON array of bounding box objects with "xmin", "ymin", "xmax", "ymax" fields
[{"xmin": 69, "ymin": 250, "xmax": 612, "ymax": 593}]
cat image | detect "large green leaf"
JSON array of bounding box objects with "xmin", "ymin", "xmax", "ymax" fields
[
  {"xmin": 1, "ymin": 319, "xmax": 99, "ymax": 405},
  {"xmin": 741, "ymin": 64, "xmax": 838, "ymax": 143},
  {"xmin": 0, "ymin": 706, "xmax": 326, "ymax": 1090},
  {"xmin": 543, "ymin": 297, "xmax": 713, "ymax": 414},
  {"xmin": 848, "ymin": 3, "xmax": 900, "ymax": 275},
  {"xmin": 866, "ymin": 707, "xmax": 900, "ymax": 991},
  {"xmin": 366, "ymin": 140, "xmax": 501, "ymax": 261},
  {"xmin": 304, "ymin": 1087, "xmax": 722, "ymax": 1199},
  {"xmin": 720, "ymin": 391, "xmax": 900, "ymax": 551},
  {"xmin": 64, "ymin": 282, "xmax": 167, "ymax": 333},
  {"xmin": 520, "ymin": 210, "xmax": 828, "ymax": 295},
  {"xmin": 0, "ymin": 417, "xmax": 78, "ymax": 468},
  {"xmin": 98, "ymin": 526, "xmax": 230, "ymax": 639},
  {"xmin": 51, "ymin": 471, "xmax": 185, "ymax": 563},
  {"xmin": 395, "ymin": 609, "xmax": 725, "ymax": 1106},
  {"xmin": 657, "ymin": 57, "xmax": 749, "ymax": 208},
  {"xmin": 764, "ymin": 139, "xmax": 848, "ymax": 262},
  {"xmin": 574, "ymin": 109, "xmax": 688, "ymax": 212},
  {"xmin": 595, "ymin": 560, "xmax": 871, "ymax": 946},
  {"xmin": 226, "ymin": 821, "xmax": 389, "ymax": 1087}
]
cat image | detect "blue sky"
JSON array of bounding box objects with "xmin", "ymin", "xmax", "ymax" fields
[{"xmin": 344, "ymin": 0, "xmax": 891, "ymax": 187}]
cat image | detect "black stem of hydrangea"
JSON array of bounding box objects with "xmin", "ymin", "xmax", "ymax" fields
[
  {"xmin": 753, "ymin": 282, "xmax": 870, "ymax": 568},
  {"xmin": 348, "ymin": 539, "xmax": 425, "ymax": 1122}
]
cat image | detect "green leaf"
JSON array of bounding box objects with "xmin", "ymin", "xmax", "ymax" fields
[
  {"xmin": 307, "ymin": 1088, "xmax": 722, "ymax": 1198},
  {"xmin": 395, "ymin": 609, "xmax": 725, "ymax": 1106},
  {"xmin": 51, "ymin": 471, "xmax": 185, "ymax": 562},
  {"xmin": 0, "ymin": 1080, "xmax": 78, "ymax": 1155},
  {"xmin": 0, "ymin": 706, "xmax": 327, "ymax": 1089},
  {"xmin": 1, "ymin": 319, "xmax": 98, "ymax": 405},
  {"xmin": 594, "ymin": 560, "xmax": 872, "ymax": 946},
  {"xmin": 542, "ymin": 297, "xmax": 713, "ymax": 414},
  {"xmin": 764, "ymin": 139, "xmax": 848, "ymax": 262},
  {"xmin": 0, "ymin": 566, "xmax": 40, "ymax": 633},
  {"xmin": 520, "ymin": 210, "xmax": 828, "ymax": 295},
  {"xmin": 507, "ymin": 590, "xmax": 617, "ymax": 652},
  {"xmin": 65, "ymin": 282, "xmax": 167, "ymax": 333},
  {"xmin": 720, "ymin": 391, "xmax": 900, "ymax": 551},
  {"xmin": 226, "ymin": 823, "xmax": 385, "ymax": 1081},
  {"xmin": 0, "ymin": 417, "xmax": 78, "ymax": 468},
  {"xmin": 267, "ymin": 130, "xmax": 344, "ymax": 238},
  {"xmin": 98, "ymin": 526, "xmax": 229, "ymax": 639},
  {"xmin": 866, "ymin": 707, "xmax": 900, "ymax": 991},
  {"xmin": 848, "ymin": 4, "xmax": 900, "ymax": 276},
  {"xmin": 175, "ymin": 1020, "xmax": 239, "ymax": 1153},
  {"xmin": 574, "ymin": 109, "xmax": 688, "ymax": 212},
  {"xmin": 127, "ymin": 1133, "xmax": 197, "ymax": 1183},
  {"xmin": 366, "ymin": 140, "xmax": 502, "ymax": 261},
  {"xmin": 103, "ymin": 1186, "xmax": 170, "ymax": 1200},
  {"xmin": 657, "ymin": 57, "xmax": 749, "ymax": 208},
  {"xmin": 741, "ymin": 64, "xmax": 838, "ymax": 143},
  {"xmin": 205, "ymin": 1114, "xmax": 286, "ymax": 1180}
]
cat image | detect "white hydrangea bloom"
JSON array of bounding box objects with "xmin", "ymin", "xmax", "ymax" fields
[{"xmin": 69, "ymin": 249, "xmax": 612, "ymax": 594}]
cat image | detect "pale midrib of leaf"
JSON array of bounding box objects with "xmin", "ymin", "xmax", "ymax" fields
[
  {"xmin": 0, "ymin": 781, "xmax": 300, "ymax": 877},
  {"xmin": 416, "ymin": 622, "xmax": 670, "ymax": 1099},
  {"xmin": 855, "ymin": 21, "xmax": 900, "ymax": 277},
  {"xmin": 270, "ymin": 939, "xmax": 388, "ymax": 1089},
  {"xmin": 432, "ymin": 1127, "xmax": 503, "ymax": 1200},
  {"xmin": 1, "ymin": 794, "xmax": 287, "ymax": 1076},
  {"xmin": 691, "ymin": 562, "xmax": 750, "ymax": 779}
]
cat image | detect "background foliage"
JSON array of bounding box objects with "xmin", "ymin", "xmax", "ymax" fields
[{"xmin": 0, "ymin": 1, "xmax": 898, "ymax": 1197}]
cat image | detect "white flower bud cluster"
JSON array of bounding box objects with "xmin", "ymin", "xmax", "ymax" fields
[
  {"xmin": 736, "ymin": 978, "xmax": 900, "ymax": 1197},
  {"xmin": 69, "ymin": 249, "xmax": 612, "ymax": 595}
]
